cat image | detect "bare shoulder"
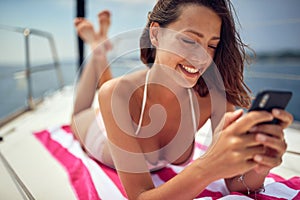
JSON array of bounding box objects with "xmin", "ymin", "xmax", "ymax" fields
[
  {"xmin": 99, "ymin": 69, "xmax": 147, "ymax": 97},
  {"xmin": 98, "ymin": 69, "xmax": 148, "ymax": 115}
]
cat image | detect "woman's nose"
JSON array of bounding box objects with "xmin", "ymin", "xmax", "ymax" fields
[{"xmin": 187, "ymin": 45, "xmax": 211, "ymax": 66}]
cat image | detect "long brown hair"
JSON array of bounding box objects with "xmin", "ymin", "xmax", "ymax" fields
[{"xmin": 140, "ymin": 0, "xmax": 252, "ymax": 108}]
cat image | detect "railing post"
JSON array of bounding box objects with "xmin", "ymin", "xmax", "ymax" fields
[
  {"xmin": 49, "ymin": 36, "xmax": 64, "ymax": 89},
  {"xmin": 24, "ymin": 28, "xmax": 35, "ymax": 110},
  {"xmin": 0, "ymin": 24, "xmax": 66, "ymax": 126}
]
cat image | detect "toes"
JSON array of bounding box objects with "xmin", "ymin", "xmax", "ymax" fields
[
  {"xmin": 74, "ymin": 17, "xmax": 84, "ymax": 26},
  {"xmin": 98, "ymin": 10, "xmax": 111, "ymax": 19}
]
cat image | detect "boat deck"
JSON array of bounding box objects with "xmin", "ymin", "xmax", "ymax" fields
[{"xmin": 0, "ymin": 86, "xmax": 299, "ymax": 199}]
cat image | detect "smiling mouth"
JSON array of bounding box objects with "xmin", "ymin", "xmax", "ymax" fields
[{"xmin": 178, "ymin": 64, "xmax": 200, "ymax": 76}]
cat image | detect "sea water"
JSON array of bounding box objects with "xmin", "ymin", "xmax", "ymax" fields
[
  {"xmin": 244, "ymin": 60, "xmax": 300, "ymax": 121},
  {"xmin": 0, "ymin": 59, "xmax": 299, "ymax": 122}
]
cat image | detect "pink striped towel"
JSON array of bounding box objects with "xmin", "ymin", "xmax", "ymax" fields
[{"xmin": 34, "ymin": 125, "xmax": 300, "ymax": 200}]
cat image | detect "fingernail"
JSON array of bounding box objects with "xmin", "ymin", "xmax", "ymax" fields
[
  {"xmin": 254, "ymin": 155, "xmax": 263, "ymax": 162},
  {"xmin": 234, "ymin": 109, "xmax": 243, "ymax": 115},
  {"xmin": 235, "ymin": 109, "xmax": 242, "ymax": 113},
  {"xmin": 249, "ymin": 126, "xmax": 258, "ymax": 132},
  {"xmin": 257, "ymin": 134, "xmax": 266, "ymax": 142},
  {"xmin": 273, "ymin": 109, "xmax": 280, "ymax": 115}
]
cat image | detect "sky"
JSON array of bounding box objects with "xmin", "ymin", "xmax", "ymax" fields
[{"xmin": 0, "ymin": 0, "xmax": 300, "ymax": 65}]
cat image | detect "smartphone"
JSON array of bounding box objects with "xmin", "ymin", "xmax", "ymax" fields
[{"xmin": 248, "ymin": 90, "xmax": 292, "ymax": 124}]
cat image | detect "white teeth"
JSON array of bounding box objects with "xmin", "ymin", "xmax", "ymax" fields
[{"xmin": 181, "ymin": 65, "xmax": 199, "ymax": 74}]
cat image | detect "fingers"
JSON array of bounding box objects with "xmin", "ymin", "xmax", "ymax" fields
[
  {"xmin": 251, "ymin": 132, "xmax": 287, "ymax": 170},
  {"xmin": 250, "ymin": 124, "xmax": 283, "ymax": 139},
  {"xmin": 253, "ymin": 154, "xmax": 283, "ymax": 168},
  {"xmin": 223, "ymin": 109, "xmax": 244, "ymax": 128},
  {"xmin": 241, "ymin": 133, "xmax": 261, "ymax": 147},
  {"xmin": 249, "ymin": 122, "xmax": 287, "ymax": 156},
  {"xmin": 215, "ymin": 109, "xmax": 243, "ymax": 134},
  {"xmin": 226, "ymin": 111, "xmax": 274, "ymax": 135},
  {"xmin": 210, "ymin": 110, "xmax": 289, "ymax": 177},
  {"xmin": 255, "ymin": 133, "xmax": 287, "ymax": 156},
  {"xmin": 235, "ymin": 131, "xmax": 287, "ymax": 155},
  {"xmin": 243, "ymin": 145, "xmax": 265, "ymax": 160},
  {"xmin": 272, "ymin": 109, "xmax": 294, "ymax": 128}
]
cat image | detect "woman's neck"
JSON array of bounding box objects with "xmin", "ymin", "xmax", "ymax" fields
[{"xmin": 147, "ymin": 64, "xmax": 190, "ymax": 104}]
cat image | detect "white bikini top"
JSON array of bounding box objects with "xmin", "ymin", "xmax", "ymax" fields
[
  {"xmin": 134, "ymin": 70, "xmax": 198, "ymax": 171},
  {"xmin": 134, "ymin": 70, "xmax": 197, "ymax": 135}
]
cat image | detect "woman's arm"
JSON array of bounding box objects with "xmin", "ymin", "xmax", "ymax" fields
[
  {"xmin": 225, "ymin": 109, "xmax": 293, "ymax": 194},
  {"xmin": 98, "ymin": 79, "xmax": 218, "ymax": 199},
  {"xmin": 120, "ymin": 161, "xmax": 218, "ymax": 200},
  {"xmin": 210, "ymin": 101, "xmax": 270, "ymax": 193}
]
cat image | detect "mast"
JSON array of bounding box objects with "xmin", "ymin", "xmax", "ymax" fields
[{"xmin": 76, "ymin": 0, "xmax": 85, "ymax": 75}]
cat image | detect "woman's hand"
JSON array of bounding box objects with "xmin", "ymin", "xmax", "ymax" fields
[
  {"xmin": 198, "ymin": 109, "xmax": 275, "ymax": 180},
  {"xmin": 272, "ymin": 109, "xmax": 294, "ymax": 128},
  {"xmin": 249, "ymin": 109, "xmax": 293, "ymax": 174}
]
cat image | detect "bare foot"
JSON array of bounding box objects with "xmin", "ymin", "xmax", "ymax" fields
[
  {"xmin": 92, "ymin": 10, "xmax": 113, "ymax": 89},
  {"xmin": 74, "ymin": 10, "xmax": 112, "ymax": 52},
  {"xmin": 98, "ymin": 10, "xmax": 111, "ymax": 38},
  {"xmin": 74, "ymin": 17, "xmax": 98, "ymax": 49},
  {"xmin": 97, "ymin": 10, "xmax": 112, "ymax": 51}
]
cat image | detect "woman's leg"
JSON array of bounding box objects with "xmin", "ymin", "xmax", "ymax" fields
[
  {"xmin": 74, "ymin": 17, "xmax": 98, "ymax": 48},
  {"xmin": 71, "ymin": 108, "xmax": 114, "ymax": 168},
  {"xmin": 71, "ymin": 10, "xmax": 113, "ymax": 144}
]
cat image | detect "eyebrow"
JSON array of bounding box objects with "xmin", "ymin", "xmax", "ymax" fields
[{"xmin": 184, "ymin": 29, "xmax": 220, "ymax": 40}]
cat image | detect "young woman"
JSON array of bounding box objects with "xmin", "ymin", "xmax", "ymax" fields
[{"xmin": 72, "ymin": 1, "xmax": 293, "ymax": 199}]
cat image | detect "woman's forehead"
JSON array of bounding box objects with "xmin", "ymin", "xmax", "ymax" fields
[{"xmin": 168, "ymin": 5, "xmax": 221, "ymax": 37}]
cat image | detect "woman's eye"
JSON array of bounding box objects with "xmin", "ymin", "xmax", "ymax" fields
[
  {"xmin": 208, "ymin": 45, "xmax": 217, "ymax": 49},
  {"xmin": 181, "ymin": 38, "xmax": 196, "ymax": 45}
]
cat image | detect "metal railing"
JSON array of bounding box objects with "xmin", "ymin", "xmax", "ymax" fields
[{"xmin": 0, "ymin": 24, "xmax": 64, "ymax": 127}]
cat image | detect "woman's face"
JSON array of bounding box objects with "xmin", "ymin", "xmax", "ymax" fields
[{"xmin": 152, "ymin": 5, "xmax": 221, "ymax": 87}]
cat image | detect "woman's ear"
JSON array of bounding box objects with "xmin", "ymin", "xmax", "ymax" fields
[{"xmin": 149, "ymin": 22, "xmax": 160, "ymax": 47}]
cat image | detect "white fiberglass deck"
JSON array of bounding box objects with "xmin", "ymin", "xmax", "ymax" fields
[{"xmin": 0, "ymin": 86, "xmax": 299, "ymax": 199}]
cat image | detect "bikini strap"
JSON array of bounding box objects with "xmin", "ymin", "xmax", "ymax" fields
[
  {"xmin": 134, "ymin": 70, "xmax": 151, "ymax": 135},
  {"xmin": 134, "ymin": 70, "xmax": 197, "ymax": 135},
  {"xmin": 188, "ymin": 88, "xmax": 197, "ymax": 133}
]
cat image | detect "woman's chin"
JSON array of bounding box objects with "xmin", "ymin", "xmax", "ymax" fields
[{"xmin": 176, "ymin": 65, "xmax": 201, "ymax": 88}]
